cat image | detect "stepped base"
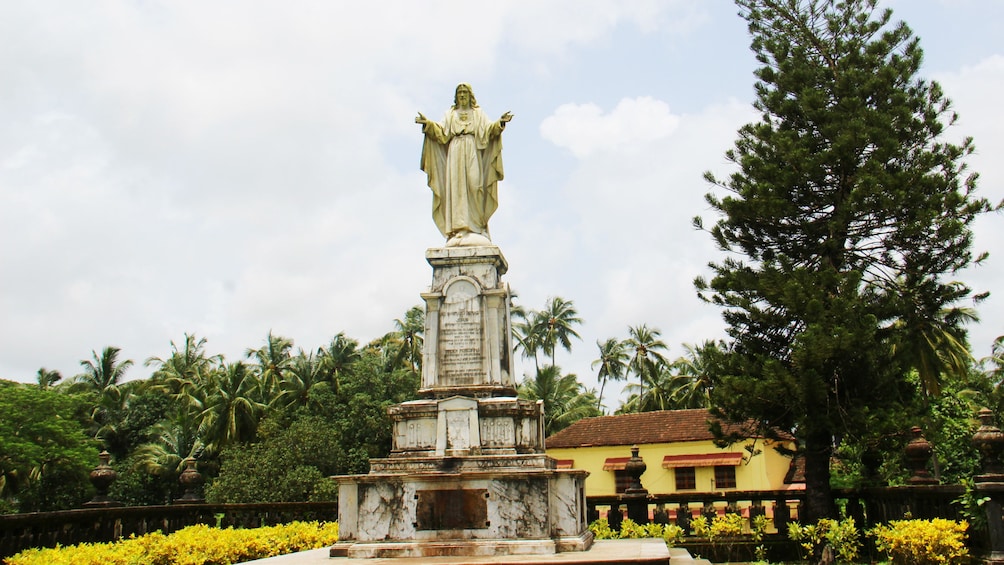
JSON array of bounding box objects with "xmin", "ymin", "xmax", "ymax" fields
[
  {"xmin": 334, "ymin": 463, "xmax": 590, "ymax": 559},
  {"xmin": 331, "ymin": 532, "xmax": 593, "ymax": 559},
  {"xmin": 324, "ymin": 539, "xmax": 671, "ymax": 563}
]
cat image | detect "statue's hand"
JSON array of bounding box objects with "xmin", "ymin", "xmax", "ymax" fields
[
  {"xmin": 500, "ymin": 111, "xmax": 514, "ymax": 123},
  {"xmin": 415, "ymin": 112, "xmax": 428, "ymax": 125}
]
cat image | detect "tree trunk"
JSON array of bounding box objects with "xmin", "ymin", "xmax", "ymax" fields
[{"xmin": 802, "ymin": 426, "xmax": 838, "ymax": 523}]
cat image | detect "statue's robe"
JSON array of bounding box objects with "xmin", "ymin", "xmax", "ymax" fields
[{"xmin": 420, "ymin": 105, "xmax": 504, "ymax": 240}]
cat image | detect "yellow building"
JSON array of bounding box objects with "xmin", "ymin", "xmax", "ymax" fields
[{"xmin": 545, "ymin": 409, "xmax": 799, "ymax": 497}]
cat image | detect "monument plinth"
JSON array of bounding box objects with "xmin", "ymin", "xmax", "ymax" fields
[
  {"xmin": 420, "ymin": 247, "xmax": 515, "ymax": 399},
  {"xmin": 332, "ymin": 245, "xmax": 592, "ymax": 559}
]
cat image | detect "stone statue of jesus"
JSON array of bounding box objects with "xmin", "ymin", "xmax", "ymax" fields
[{"xmin": 416, "ymin": 84, "xmax": 513, "ymax": 247}]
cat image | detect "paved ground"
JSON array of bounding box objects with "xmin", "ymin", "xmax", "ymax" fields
[{"xmin": 241, "ymin": 540, "xmax": 706, "ymax": 564}]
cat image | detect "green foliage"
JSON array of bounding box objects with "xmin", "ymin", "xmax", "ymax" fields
[
  {"xmin": 695, "ymin": 0, "xmax": 995, "ymax": 521},
  {"xmin": 206, "ymin": 415, "xmax": 344, "ymax": 503},
  {"xmin": 709, "ymin": 513, "xmax": 744, "ymax": 541},
  {"xmin": 323, "ymin": 350, "xmax": 419, "ymax": 471},
  {"xmin": 587, "ymin": 518, "xmax": 683, "ymax": 547},
  {"xmin": 689, "ymin": 513, "xmax": 747, "ymax": 541},
  {"xmin": 788, "ymin": 518, "xmax": 860, "ymax": 563},
  {"xmin": 107, "ymin": 453, "xmax": 177, "ymax": 506},
  {"xmin": 588, "ymin": 517, "xmax": 616, "ymax": 539},
  {"xmin": 592, "ymin": 337, "xmax": 629, "ymax": 412},
  {"xmin": 518, "ymin": 365, "xmax": 600, "ymax": 436},
  {"xmin": 690, "ymin": 514, "xmax": 709, "ymax": 537},
  {"xmin": 750, "ymin": 514, "xmax": 769, "ymax": 562},
  {"xmin": 0, "ymin": 381, "xmax": 98, "ymax": 512},
  {"xmin": 6, "ymin": 521, "xmax": 339, "ymax": 565},
  {"xmin": 870, "ymin": 518, "xmax": 969, "ymax": 564},
  {"xmin": 954, "ymin": 478, "xmax": 989, "ymax": 537},
  {"xmin": 616, "ymin": 517, "xmax": 647, "ymax": 539},
  {"xmin": 514, "ymin": 297, "xmax": 583, "ymax": 370},
  {"xmin": 925, "ymin": 380, "xmax": 984, "ymax": 483}
]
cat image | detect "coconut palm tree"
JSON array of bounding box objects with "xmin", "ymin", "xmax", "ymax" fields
[
  {"xmin": 517, "ymin": 365, "xmax": 600, "ymax": 436},
  {"xmin": 535, "ymin": 297, "xmax": 582, "ymax": 367},
  {"xmin": 35, "ymin": 367, "xmax": 62, "ymax": 390},
  {"xmin": 67, "ymin": 347, "xmax": 135, "ymax": 445},
  {"xmin": 199, "ymin": 361, "xmax": 266, "ymax": 454},
  {"xmin": 892, "ymin": 304, "xmax": 977, "ymax": 398},
  {"xmin": 318, "ymin": 332, "xmax": 361, "ymax": 394},
  {"xmin": 146, "ymin": 334, "xmax": 222, "ymax": 398},
  {"xmin": 511, "ymin": 302, "xmax": 544, "ymax": 374},
  {"xmin": 133, "ymin": 408, "xmax": 204, "ymax": 488},
  {"xmin": 391, "ymin": 306, "xmax": 425, "ymax": 374},
  {"xmin": 666, "ymin": 340, "xmax": 723, "ymax": 409},
  {"xmin": 623, "ymin": 325, "xmax": 668, "ymax": 413},
  {"xmin": 619, "ymin": 358, "xmax": 678, "ymax": 412},
  {"xmin": 591, "ymin": 338, "xmax": 629, "ymax": 412},
  {"xmin": 70, "ymin": 346, "xmax": 134, "ymax": 396},
  {"xmin": 983, "ymin": 335, "xmax": 1004, "ymax": 386},
  {"xmin": 245, "ymin": 331, "xmax": 294, "ymax": 401},
  {"xmin": 274, "ymin": 349, "xmax": 329, "ymax": 412}
]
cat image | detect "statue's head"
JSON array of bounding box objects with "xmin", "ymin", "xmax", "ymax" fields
[{"xmin": 453, "ymin": 83, "xmax": 478, "ymax": 108}]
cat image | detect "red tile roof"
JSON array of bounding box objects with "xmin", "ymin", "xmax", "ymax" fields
[{"xmin": 545, "ymin": 409, "xmax": 749, "ymax": 449}]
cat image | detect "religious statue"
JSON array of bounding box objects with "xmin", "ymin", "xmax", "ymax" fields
[{"xmin": 416, "ymin": 84, "xmax": 513, "ymax": 247}]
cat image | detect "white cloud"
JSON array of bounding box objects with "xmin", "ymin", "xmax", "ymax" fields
[
  {"xmin": 540, "ymin": 97, "xmax": 681, "ymax": 158},
  {"xmin": 934, "ymin": 54, "xmax": 1004, "ymax": 356},
  {"xmin": 0, "ymin": 0, "xmax": 1001, "ymax": 410}
]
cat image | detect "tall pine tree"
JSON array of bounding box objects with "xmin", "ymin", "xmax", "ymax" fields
[{"xmin": 695, "ymin": 0, "xmax": 997, "ymax": 521}]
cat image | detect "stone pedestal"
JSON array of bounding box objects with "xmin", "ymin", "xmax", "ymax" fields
[{"xmin": 332, "ymin": 246, "xmax": 593, "ymax": 559}]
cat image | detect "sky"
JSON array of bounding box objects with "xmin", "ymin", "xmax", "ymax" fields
[{"xmin": 2, "ymin": 1, "xmax": 1003, "ymax": 410}]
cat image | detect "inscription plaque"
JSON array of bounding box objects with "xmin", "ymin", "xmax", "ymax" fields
[
  {"xmin": 439, "ymin": 280, "xmax": 483, "ymax": 386},
  {"xmin": 415, "ymin": 489, "xmax": 489, "ymax": 530}
]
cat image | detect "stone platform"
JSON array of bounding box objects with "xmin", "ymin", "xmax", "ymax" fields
[
  {"xmin": 246, "ymin": 539, "xmax": 681, "ymax": 564},
  {"xmin": 332, "ymin": 246, "xmax": 592, "ymax": 559}
]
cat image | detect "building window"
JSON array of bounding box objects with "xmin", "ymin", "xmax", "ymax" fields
[
  {"xmin": 714, "ymin": 465, "xmax": 737, "ymax": 489},
  {"xmin": 613, "ymin": 470, "xmax": 632, "ymax": 493},
  {"xmin": 675, "ymin": 467, "xmax": 696, "ymax": 490}
]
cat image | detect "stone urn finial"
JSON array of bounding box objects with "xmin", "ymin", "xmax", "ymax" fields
[
  {"xmin": 623, "ymin": 445, "xmax": 648, "ymax": 495},
  {"xmin": 973, "ymin": 408, "xmax": 1004, "ymax": 483},
  {"xmin": 176, "ymin": 457, "xmax": 205, "ymax": 503},
  {"xmin": 84, "ymin": 450, "xmax": 122, "ymax": 507},
  {"xmin": 905, "ymin": 426, "xmax": 938, "ymax": 485}
]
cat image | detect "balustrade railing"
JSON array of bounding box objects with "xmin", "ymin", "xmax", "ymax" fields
[{"xmin": 588, "ymin": 485, "xmax": 963, "ymax": 534}]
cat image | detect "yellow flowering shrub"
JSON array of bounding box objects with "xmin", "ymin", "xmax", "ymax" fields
[
  {"xmin": 688, "ymin": 513, "xmax": 744, "ymax": 540},
  {"xmin": 588, "ymin": 517, "xmax": 616, "ymax": 539},
  {"xmin": 4, "ymin": 521, "xmax": 339, "ymax": 565},
  {"xmin": 870, "ymin": 518, "xmax": 969, "ymax": 565},
  {"xmin": 787, "ymin": 517, "xmax": 860, "ymax": 562},
  {"xmin": 708, "ymin": 513, "xmax": 744, "ymax": 540},
  {"xmin": 690, "ymin": 515, "xmax": 709, "ymax": 537},
  {"xmin": 586, "ymin": 518, "xmax": 683, "ymax": 546}
]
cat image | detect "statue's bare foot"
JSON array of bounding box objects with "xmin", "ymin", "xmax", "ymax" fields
[
  {"xmin": 446, "ymin": 231, "xmax": 491, "ymax": 247},
  {"xmin": 446, "ymin": 232, "xmax": 466, "ymax": 247}
]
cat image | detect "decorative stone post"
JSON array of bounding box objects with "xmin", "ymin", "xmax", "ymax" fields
[
  {"xmin": 176, "ymin": 457, "xmax": 205, "ymax": 504},
  {"xmin": 973, "ymin": 408, "xmax": 1004, "ymax": 564},
  {"xmin": 84, "ymin": 451, "xmax": 122, "ymax": 507},
  {"xmin": 677, "ymin": 502, "xmax": 692, "ymax": 534},
  {"xmin": 622, "ymin": 445, "xmax": 649, "ymax": 524},
  {"xmin": 905, "ymin": 426, "xmax": 939, "ymax": 485}
]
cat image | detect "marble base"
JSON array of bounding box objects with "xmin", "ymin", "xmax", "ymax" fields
[
  {"xmin": 330, "ymin": 245, "xmax": 593, "ymax": 559},
  {"xmin": 334, "ymin": 465, "xmax": 591, "ymax": 559}
]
